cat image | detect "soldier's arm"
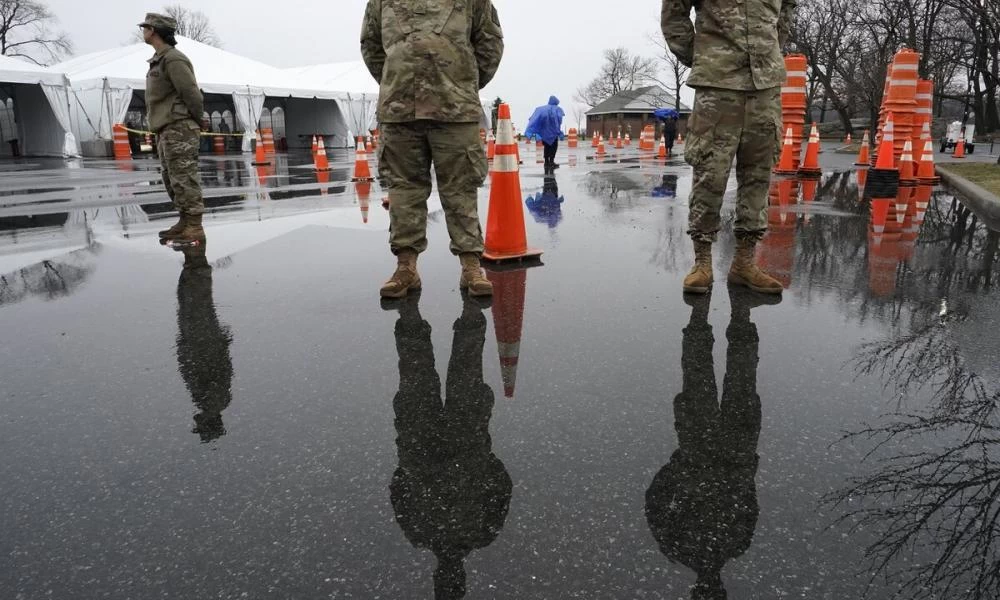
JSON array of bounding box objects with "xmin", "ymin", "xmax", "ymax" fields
[
  {"xmin": 360, "ymin": 0, "xmax": 386, "ymax": 83},
  {"xmin": 661, "ymin": 0, "xmax": 695, "ymax": 68},
  {"xmin": 164, "ymin": 57, "xmax": 204, "ymax": 122},
  {"xmin": 471, "ymin": 0, "xmax": 504, "ymax": 89},
  {"xmin": 779, "ymin": 0, "xmax": 798, "ymax": 48}
]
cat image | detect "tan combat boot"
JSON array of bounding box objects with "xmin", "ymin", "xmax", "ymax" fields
[
  {"xmin": 380, "ymin": 249, "xmax": 421, "ymax": 299},
  {"xmin": 683, "ymin": 241, "xmax": 714, "ymax": 294},
  {"xmin": 728, "ymin": 238, "xmax": 783, "ymax": 294},
  {"xmin": 174, "ymin": 213, "xmax": 205, "ymax": 243},
  {"xmin": 159, "ymin": 214, "xmax": 186, "ymax": 239},
  {"xmin": 459, "ymin": 253, "xmax": 493, "ymax": 297}
]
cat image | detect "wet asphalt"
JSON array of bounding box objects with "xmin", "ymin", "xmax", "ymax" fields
[{"xmin": 1, "ymin": 142, "xmax": 999, "ymax": 599}]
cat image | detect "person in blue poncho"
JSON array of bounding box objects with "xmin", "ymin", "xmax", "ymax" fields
[
  {"xmin": 524, "ymin": 96, "xmax": 565, "ymax": 168},
  {"xmin": 655, "ymin": 108, "xmax": 680, "ymax": 156}
]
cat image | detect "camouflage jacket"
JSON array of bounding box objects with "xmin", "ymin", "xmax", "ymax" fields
[
  {"xmin": 360, "ymin": 0, "xmax": 504, "ymax": 123},
  {"xmin": 146, "ymin": 46, "xmax": 204, "ymax": 133},
  {"xmin": 661, "ymin": 0, "xmax": 797, "ymax": 91}
]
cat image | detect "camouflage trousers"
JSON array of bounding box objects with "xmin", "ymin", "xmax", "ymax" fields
[
  {"xmin": 684, "ymin": 87, "xmax": 782, "ymax": 243},
  {"xmin": 157, "ymin": 119, "xmax": 204, "ymax": 216},
  {"xmin": 378, "ymin": 121, "xmax": 488, "ymax": 256}
]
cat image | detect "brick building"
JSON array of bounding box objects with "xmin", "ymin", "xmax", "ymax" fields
[{"xmin": 586, "ymin": 85, "xmax": 691, "ymax": 140}]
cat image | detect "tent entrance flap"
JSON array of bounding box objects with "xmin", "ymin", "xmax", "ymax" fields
[{"xmin": 233, "ymin": 89, "xmax": 265, "ymax": 152}]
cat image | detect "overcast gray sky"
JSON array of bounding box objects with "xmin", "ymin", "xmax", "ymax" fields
[{"xmin": 44, "ymin": 0, "xmax": 694, "ymax": 128}]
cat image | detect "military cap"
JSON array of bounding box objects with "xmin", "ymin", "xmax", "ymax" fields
[{"xmin": 138, "ymin": 13, "xmax": 177, "ymax": 32}]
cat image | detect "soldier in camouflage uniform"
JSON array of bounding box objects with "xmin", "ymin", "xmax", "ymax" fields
[
  {"xmin": 361, "ymin": 0, "xmax": 504, "ymax": 299},
  {"xmin": 140, "ymin": 13, "xmax": 206, "ymax": 243},
  {"xmin": 662, "ymin": 0, "xmax": 797, "ymax": 295}
]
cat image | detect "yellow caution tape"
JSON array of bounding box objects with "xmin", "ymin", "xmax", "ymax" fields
[{"xmin": 119, "ymin": 125, "xmax": 247, "ymax": 138}]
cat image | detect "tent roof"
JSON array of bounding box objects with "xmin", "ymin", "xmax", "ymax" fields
[
  {"xmin": 283, "ymin": 61, "xmax": 380, "ymax": 96},
  {"xmin": 54, "ymin": 37, "xmax": 344, "ymax": 100},
  {"xmin": 0, "ymin": 54, "xmax": 66, "ymax": 86}
]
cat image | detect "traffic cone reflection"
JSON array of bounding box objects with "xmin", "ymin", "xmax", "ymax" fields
[
  {"xmin": 485, "ymin": 268, "xmax": 528, "ymax": 399},
  {"xmin": 356, "ymin": 181, "xmax": 371, "ymax": 224}
]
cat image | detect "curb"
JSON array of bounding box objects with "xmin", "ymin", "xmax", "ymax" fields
[{"xmin": 937, "ymin": 165, "xmax": 1000, "ymax": 231}]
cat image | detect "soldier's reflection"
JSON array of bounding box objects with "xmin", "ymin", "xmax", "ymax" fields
[
  {"xmin": 175, "ymin": 241, "xmax": 234, "ymax": 442},
  {"xmin": 645, "ymin": 289, "xmax": 769, "ymax": 599},
  {"xmin": 387, "ymin": 294, "xmax": 512, "ymax": 599}
]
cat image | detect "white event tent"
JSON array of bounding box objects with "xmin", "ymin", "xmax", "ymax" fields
[
  {"xmin": 0, "ymin": 54, "xmax": 78, "ymax": 157},
  {"xmin": 54, "ymin": 37, "xmax": 359, "ymax": 155},
  {"xmin": 283, "ymin": 61, "xmax": 379, "ymax": 141}
]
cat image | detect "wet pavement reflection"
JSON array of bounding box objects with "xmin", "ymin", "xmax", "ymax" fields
[{"xmin": 1, "ymin": 145, "xmax": 999, "ymax": 598}]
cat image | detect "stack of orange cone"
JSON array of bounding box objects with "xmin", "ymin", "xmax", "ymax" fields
[
  {"xmin": 568, "ymin": 128, "xmax": 578, "ymax": 148},
  {"xmin": 774, "ymin": 127, "xmax": 798, "ymax": 176},
  {"xmin": 253, "ymin": 130, "xmax": 270, "ymax": 166},
  {"xmin": 314, "ymin": 135, "xmax": 330, "ymax": 171},
  {"xmin": 798, "ymin": 122, "xmax": 822, "ymax": 178},
  {"xmin": 781, "ymin": 54, "xmax": 809, "ymax": 168},
  {"xmin": 898, "ymin": 139, "xmax": 917, "ymax": 186},
  {"xmin": 875, "ymin": 49, "xmax": 919, "ymax": 164},
  {"xmin": 592, "ymin": 132, "xmax": 599, "ymax": 148},
  {"xmin": 916, "ymin": 139, "xmax": 940, "ymax": 185},
  {"xmin": 855, "ymin": 130, "xmax": 871, "ymax": 166},
  {"xmin": 483, "ymin": 103, "xmax": 543, "ymax": 264},
  {"xmin": 351, "ymin": 137, "xmax": 373, "ymax": 180}
]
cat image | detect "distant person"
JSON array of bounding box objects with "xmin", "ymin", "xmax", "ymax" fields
[
  {"xmin": 658, "ymin": 111, "xmax": 679, "ymax": 155},
  {"xmin": 524, "ymin": 96, "xmax": 565, "ymax": 168},
  {"xmin": 141, "ymin": 13, "xmax": 206, "ymax": 244},
  {"xmin": 361, "ymin": 0, "xmax": 504, "ymax": 299},
  {"xmin": 662, "ymin": 0, "xmax": 797, "ymax": 295}
]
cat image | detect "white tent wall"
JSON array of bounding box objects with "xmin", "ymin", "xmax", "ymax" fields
[
  {"xmin": 282, "ymin": 98, "xmax": 349, "ymax": 150},
  {"xmin": 232, "ymin": 90, "xmax": 265, "ymax": 152},
  {"xmin": 339, "ymin": 93, "xmax": 377, "ymax": 145},
  {"xmin": 12, "ymin": 84, "xmax": 71, "ymax": 157},
  {"xmin": 68, "ymin": 83, "xmax": 139, "ymax": 154}
]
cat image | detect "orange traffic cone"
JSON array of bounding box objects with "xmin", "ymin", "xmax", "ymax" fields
[
  {"xmin": 845, "ymin": 132, "xmax": 852, "ymax": 144},
  {"xmin": 624, "ymin": 133, "xmax": 631, "ymax": 146},
  {"xmin": 592, "ymin": 132, "xmax": 599, "ymax": 148},
  {"xmin": 487, "ymin": 131, "xmax": 496, "ymax": 160},
  {"xmin": 356, "ymin": 182, "xmax": 371, "ymax": 224},
  {"xmin": 916, "ymin": 138, "xmax": 940, "ymax": 185},
  {"xmin": 483, "ymin": 103, "xmax": 543, "ymax": 264},
  {"xmin": 253, "ymin": 130, "xmax": 270, "ymax": 166},
  {"xmin": 874, "ymin": 114, "xmax": 897, "ymax": 170},
  {"xmin": 352, "ymin": 137, "xmax": 373, "ymax": 181},
  {"xmin": 899, "ymin": 139, "xmax": 917, "ymax": 186},
  {"xmin": 485, "ymin": 268, "xmax": 529, "ymax": 398},
  {"xmin": 311, "ymin": 135, "xmax": 318, "ymax": 157},
  {"xmin": 112, "ymin": 124, "xmax": 132, "ymax": 160},
  {"xmin": 657, "ymin": 136, "xmax": 667, "ymax": 159},
  {"xmin": 568, "ymin": 128, "xmax": 578, "ymax": 148},
  {"xmin": 365, "ymin": 136, "xmax": 373, "ymax": 153},
  {"xmin": 953, "ymin": 135, "xmax": 966, "ymax": 158},
  {"xmin": 854, "ymin": 130, "xmax": 871, "ymax": 166},
  {"xmin": 314, "ymin": 135, "xmax": 330, "ymax": 171},
  {"xmin": 774, "ymin": 127, "xmax": 798, "ymax": 175},
  {"xmin": 596, "ymin": 134, "xmax": 606, "ymax": 157},
  {"xmin": 798, "ymin": 122, "xmax": 822, "ymax": 178},
  {"xmin": 616, "ymin": 131, "xmax": 623, "ymax": 150}
]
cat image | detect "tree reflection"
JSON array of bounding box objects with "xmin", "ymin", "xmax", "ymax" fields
[
  {"xmin": 0, "ymin": 245, "xmax": 98, "ymax": 307},
  {"xmin": 829, "ymin": 311, "xmax": 1000, "ymax": 600}
]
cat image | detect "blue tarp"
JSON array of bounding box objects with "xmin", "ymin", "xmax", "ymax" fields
[{"xmin": 524, "ymin": 96, "xmax": 565, "ymax": 145}]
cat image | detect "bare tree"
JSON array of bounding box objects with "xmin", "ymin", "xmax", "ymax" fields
[
  {"xmin": 647, "ymin": 33, "xmax": 689, "ymax": 111},
  {"xmin": 131, "ymin": 4, "xmax": 222, "ymax": 47},
  {"xmin": 0, "ymin": 0, "xmax": 72, "ymax": 65},
  {"xmin": 575, "ymin": 48, "xmax": 658, "ymax": 107}
]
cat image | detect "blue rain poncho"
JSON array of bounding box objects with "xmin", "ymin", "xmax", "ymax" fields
[
  {"xmin": 524, "ymin": 96, "xmax": 565, "ymax": 145},
  {"xmin": 654, "ymin": 108, "xmax": 680, "ymax": 121}
]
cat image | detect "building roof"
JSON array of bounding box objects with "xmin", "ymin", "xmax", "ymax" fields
[{"xmin": 586, "ymin": 85, "xmax": 690, "ymax": 116}]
